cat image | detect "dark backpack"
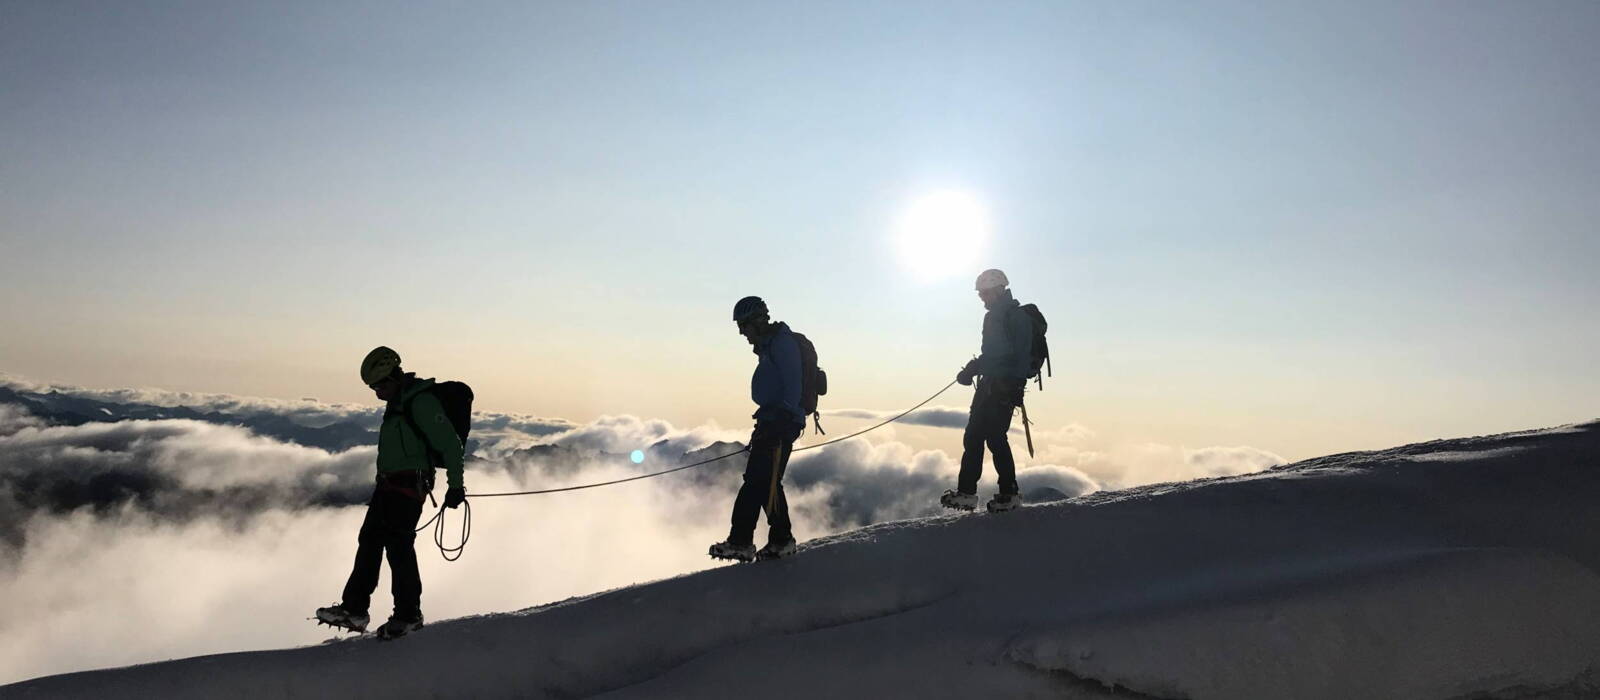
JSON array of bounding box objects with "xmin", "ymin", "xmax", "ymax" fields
[
  {"xmin": 789, "ymin": 331, "xmax": 828, "ymax": 433},
  {"xmin": 1017, "ymin": 304, "xmax": 1050, "ymax": 388},
  {"xmin": 401, "ymin": 380, "xmax": 475, "ymax": 478}
]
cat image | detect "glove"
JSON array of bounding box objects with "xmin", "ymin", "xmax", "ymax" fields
[
  {"xmin": 956, "ymin": 359, "xmax": 979, "ymax": 386},
  {"xmin": 444, "ymin": 486, "xmax": 466, "ymax": 509}
]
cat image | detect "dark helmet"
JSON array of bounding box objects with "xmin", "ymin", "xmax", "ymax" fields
[
  {"xmin": 732, "ymin": 296, "xmax": 768, "ymax": 322},
  {"xmin": 360, "ymin": 346, "xmax": 402, "ymax": 386}
]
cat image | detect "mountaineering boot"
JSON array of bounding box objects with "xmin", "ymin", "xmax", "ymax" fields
[
  {"xmin": 376, "ymin": 611, "xmax": 424, "ymax": 640},
  {"xmin": 940, "ymin": 489, "xmax": 978, "ymax": 511},
  {"xmin": 708, "ymin": 540, "xmax": 758, "ymax": 562},
  {"xmin": 986, "ymin": 492, "xmax": 1022, "ymax": 513},
  {"xmin": 756, "ymin": 539, "xmax": 797, "ymax": 561},
  {"xmin": 315, "ymin": 604, "xmax": 370, "ymax": 633}
]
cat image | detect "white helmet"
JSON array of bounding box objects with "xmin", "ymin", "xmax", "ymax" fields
[{"xmin": 974, "ymin": 268, "xmax": 1009, "ymax": 291}]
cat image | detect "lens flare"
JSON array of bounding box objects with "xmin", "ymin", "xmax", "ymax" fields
[{"xmin": 630, "ymin": 450, "xmax": 645, "ymax": 464}]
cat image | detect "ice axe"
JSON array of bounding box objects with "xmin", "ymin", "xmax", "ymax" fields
[
  {"xmin": 766, "ymin": 440, "xmax": 783, "ymax": 517},
  {"xmin": 1019, "ymin": 402, "xmax": 1035, "ymax": 459}
]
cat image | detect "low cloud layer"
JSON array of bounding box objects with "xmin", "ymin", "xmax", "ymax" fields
[
  {"xmin": 783, "ymin": 439, "xmax": 1098, "ymax": 530},
  {"xmin": 0, "ymin": 374, "xmax": 574, "ymax": 455},
  {"xmin": 821, "ymin": 406, "xmax": 972, "ymax": 430},
  {"xmin": 0, "ymin": 375, "xmax": 1282, "ymax": 684},
  {"xmin": 1032, "ymin": 439, "xmax": 1285, "ymax": 490},
  {"xmin": 0, "ymin": 418, "xmax": 375, "ymax": 555}
]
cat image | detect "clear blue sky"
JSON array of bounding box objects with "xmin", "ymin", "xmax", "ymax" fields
[{"xmin": 3, "ymin": 1, "xmax": 1597, "ymax": 458}]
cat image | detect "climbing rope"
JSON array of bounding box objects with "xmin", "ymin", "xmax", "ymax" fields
[
  {"xmin": 415, "ymin": 378, "xmax": 960, "ymax": 560},
  {"xmin": 792, "ymin": 378, "xmax": 960, "ymax": 454},
  {"xmin": 413, "ymin": 499, "xmax": 471, "ymax": 561}
]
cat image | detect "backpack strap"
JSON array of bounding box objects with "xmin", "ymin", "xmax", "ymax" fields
[
  {"xmin": 399, "ymin": 392, "xmax": 440, "ymax": 496},
  {"xmin": 400, "ymin": 393, "xmax": 437, "ymax": 460}
]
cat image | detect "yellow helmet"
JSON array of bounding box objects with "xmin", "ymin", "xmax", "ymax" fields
[{"xmin": 360, "ymin": 346, "xmax": 402, "ymax": 386}]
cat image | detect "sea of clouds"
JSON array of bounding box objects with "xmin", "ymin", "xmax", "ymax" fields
[{"xmin": 0, "ymin": 373, "xmax": 1282, "ymax": 684}]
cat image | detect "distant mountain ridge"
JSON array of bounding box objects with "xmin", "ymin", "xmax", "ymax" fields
[{"xmin": 0, "ymin": 385, "xmax": 381, "ymax": 453}]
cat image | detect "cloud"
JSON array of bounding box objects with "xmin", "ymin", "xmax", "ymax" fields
[
  {"xmin": 1034, "ymin": 442, "xmax": 1286, "ymax": 490},
  {"xmin": 824, "ymin": 407, "xmax": 1100, "ymax": 452},
  {"xmin": 1023, "ymin": 423, "xmax": 1096, "ymax": 445},
  {"xmin": 0, "ymin": 415, "xmax": 749, "ymax": 684},
  {"xmin": 1015, "ymin": 464, "xmax": 1102, "ymax": 500},
  {"xmin": 0, "ymin": 374, "xmax": 1284, "ymax": 684},
  {"xmin": 0, "ymin": 375, "xmax": 573, "ymax": 455},
  {"xmin": 548, "ymin": 414, "xmax": 742, "ymax": 456},
  {"xmin": 0, "ymin": 404, "xmax": 42, "ymax": 434},
  {"xmin": 785, "ymin": 439, "xmax": 1099, "ymax": 530},
  {"xmin": 0, "ymin": 479, "xmax": 739, "ymax": 686},
  {"xmin": 1, "ymin": 372, "xmax": 377, "ymax": 428},
  {"xmin": 822, "ymin": 406, "xmax": 971, "ymax": 430},
  {"xmin": 1185, "ymin": 446, "xmax": 1287, "ymax": 477},
  {"xmin": 0, "ymin": 419, "xmax": 376, "ymax": 559}
]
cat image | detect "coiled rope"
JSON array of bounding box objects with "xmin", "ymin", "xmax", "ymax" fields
[{"xmin": 416, "ymin": 378, "xmax": 959, "ymax": 559}]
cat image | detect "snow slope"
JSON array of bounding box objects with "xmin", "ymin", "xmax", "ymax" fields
[{"xmin": 9, "ymin": 421, "xmax": 1600, "ymax": 699}]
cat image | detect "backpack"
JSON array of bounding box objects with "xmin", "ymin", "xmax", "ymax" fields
[
  {"xmin": 788, "ymin": 331, "xmax": 828, "ymax": 434},
  {"xmin": 1017, "ymin": 304, "xmax": 1050, "ymax": 389},
  {"xmin": 401, "ymin": 380, "xmax": 475, "ymax": 484}
]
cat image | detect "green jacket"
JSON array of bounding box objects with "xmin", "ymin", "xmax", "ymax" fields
[{"xmin": 377, "ymin": 377, "xmax": 465, "ymax": 489}]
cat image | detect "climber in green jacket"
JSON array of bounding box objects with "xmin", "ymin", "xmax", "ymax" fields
[{"xmin": 316, "ymin": 346, "xmax": 464, "ymax": 640}]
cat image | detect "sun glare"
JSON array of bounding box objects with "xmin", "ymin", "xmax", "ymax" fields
[{"xmin": 895, "ymin": 190, "xmax": 990, "ymax": 281}]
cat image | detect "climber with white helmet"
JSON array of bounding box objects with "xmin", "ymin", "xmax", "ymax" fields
[{"xmin": 942, "ymin": 269, "xmax": 1034, "ymax": 513}]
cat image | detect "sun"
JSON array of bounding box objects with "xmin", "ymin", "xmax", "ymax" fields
[{"xmin": 894, "ymin": 190, "xmax": 991, "ymax": 281}]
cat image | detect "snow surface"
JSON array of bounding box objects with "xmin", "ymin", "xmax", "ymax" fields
[{"xmin": 8, "ymin": 421, "xmax": 1600, "ymax": 699}]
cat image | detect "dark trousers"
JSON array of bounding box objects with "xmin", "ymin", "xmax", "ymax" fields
[
  {"xmin": 729, "ymin": 420, "xmax": 803, "ymax": 546},
  {"xmin": 341, "ymin": 481, "xmax": 424, "ymax": 617},
  {"xmin": 958, "ymin": 378, "xmax": 1023, "ymax": 495}
]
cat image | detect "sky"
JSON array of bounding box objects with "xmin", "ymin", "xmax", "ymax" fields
[{"xmin": 4, "ymin": 0, "xmax": 1599, "ymax": 462}]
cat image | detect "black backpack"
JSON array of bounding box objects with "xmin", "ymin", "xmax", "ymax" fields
[
  {"xmin": 401, "ymin": 380, "xmax": 475, "ymax": 481},
  {"xmin": 788, "ymin": 331, "xmax": 828, "ymax": 434},
  {"xmin": 1017, "ymin": 304, "xmax": 1050, "ymax": 389}
]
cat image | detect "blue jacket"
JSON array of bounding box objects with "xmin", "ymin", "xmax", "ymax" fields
[
  {"xmin": 751, "ymin": 322, "xmax": 805, "ymax": 424},
  {"xmin": 977, "ymin": 291, "xmax": 1034, "ymax": 380}
]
